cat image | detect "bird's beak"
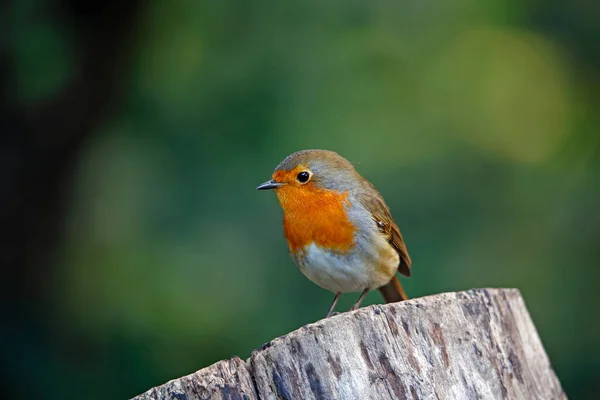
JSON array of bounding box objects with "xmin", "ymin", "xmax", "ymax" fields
[{"xmin": 256, "ymin": 179, "xmax": 283, "ymax": 190}]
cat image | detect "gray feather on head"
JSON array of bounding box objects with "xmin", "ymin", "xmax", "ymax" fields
[{"xmin": 274, "ymin": 149, "xmax": 359, "ymax": 192}]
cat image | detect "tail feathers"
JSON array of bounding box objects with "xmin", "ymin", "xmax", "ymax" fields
[{"xmin": 378, "ymin": 275, "xmax": 409, "ymax": 303}]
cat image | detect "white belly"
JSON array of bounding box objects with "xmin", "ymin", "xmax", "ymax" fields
[
  {"xmin": 288, "ymin": 212, "xmax": 401, "ymax": 294},
  {"xmin": 292, "ymin": 243, "xmax": 373, "ymax": 293}
]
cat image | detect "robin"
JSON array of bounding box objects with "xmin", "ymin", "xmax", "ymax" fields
[{"xmin": 257, "ymin": 149, "xmax": 411, "ymax": 317}]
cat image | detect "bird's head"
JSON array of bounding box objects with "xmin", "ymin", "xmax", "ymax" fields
[{"xmin": 257, "ymin": 149, "xmax": 359, "ymax": 192}]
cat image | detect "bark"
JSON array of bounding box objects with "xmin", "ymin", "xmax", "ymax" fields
[
  {"xmin": 134, "ymin": 357, "xmax": 258, "ymax": 400},
  {"xmin": 133, "ymin": 288, "xmax": 566, "ymax": 400}
]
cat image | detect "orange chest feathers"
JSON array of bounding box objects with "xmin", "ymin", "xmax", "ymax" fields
[{"xmin": 275, "ymin": 186, "xmax": 356, "ymax": 253}]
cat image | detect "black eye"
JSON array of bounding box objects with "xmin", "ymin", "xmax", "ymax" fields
[{"xmin": 296, "ymin": 171, "xmax": 310, "ymax": 183}]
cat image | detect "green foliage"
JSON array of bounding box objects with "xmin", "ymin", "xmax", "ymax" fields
[{"xmin": 10, "ymin": 0, "xmax": 599, "ymax": 398}]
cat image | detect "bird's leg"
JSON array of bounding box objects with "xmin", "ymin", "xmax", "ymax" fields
[
  {"xmin": 350, "ymin": 288, "xmax": 369, "ymax": 311},
  {"xmin": 325, "ymin": 292, "xmax": 342, "ymax": 318}
]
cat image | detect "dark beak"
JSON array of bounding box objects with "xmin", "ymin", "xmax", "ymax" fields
[{"xmin": 256, "ymin": 179, "xmax": 283, "ymax": 190}]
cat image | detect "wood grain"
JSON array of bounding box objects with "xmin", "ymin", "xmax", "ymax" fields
[
  {"xmin": 133, "ymin": 356, "xmax": 257, "ymax": 400},
  {"xmin": 133, "ymin": 289, "xmax": 566, "ymax": 400}
]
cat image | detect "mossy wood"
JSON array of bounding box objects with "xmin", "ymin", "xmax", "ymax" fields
[{"xmin": 133, "ymin": 288, "xmax": 566, "ymax": 400}]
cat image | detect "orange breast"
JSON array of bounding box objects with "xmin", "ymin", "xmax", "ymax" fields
[{"xmin": 275, "ymin": 185, "xmax": 356, "ymax": 253}]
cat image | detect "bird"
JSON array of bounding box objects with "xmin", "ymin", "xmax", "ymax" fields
[{"xmin": 257, "ymin": 149, "xmax": 411, "ymax": 317}]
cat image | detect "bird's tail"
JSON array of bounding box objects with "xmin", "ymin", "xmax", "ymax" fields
[{"xmin": 378, "ymin": 275, "xmax": 409, "ymax": 303}]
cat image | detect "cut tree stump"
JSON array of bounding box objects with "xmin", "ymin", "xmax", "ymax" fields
[{"xmin": 132, "ymin": 288, "xmax": 566, "ymax": 400}]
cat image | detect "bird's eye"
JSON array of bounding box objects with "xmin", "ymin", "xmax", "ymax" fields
[{"xmin": 296, "ymin": 171, "xmax": 311, "ymax": 183}]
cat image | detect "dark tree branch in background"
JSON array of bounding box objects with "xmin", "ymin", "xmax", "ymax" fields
[
  {"xmin": 0, "ymin": 4, "xmax": 143, "ymax": 397},
  {"xmin": 1, "ymin": 1, "xmax": 142, "ymax": 305}
]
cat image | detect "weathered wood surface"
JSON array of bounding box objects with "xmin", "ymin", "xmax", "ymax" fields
[
  {"xmin": 133, "ymin": 288, "xmax": 566, "ymax": 400},
  {"xmin": 134, "ymin": 356, "xmax": 258, "ymax": 400}
]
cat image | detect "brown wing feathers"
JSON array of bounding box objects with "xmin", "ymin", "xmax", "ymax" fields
[
  {"xmin": 361, "ymin": 186, "xmax": 411, "ymax": 277},
  {"xmin": 384, "ymin": 218, "xmax": 411, "ymax": 277}
]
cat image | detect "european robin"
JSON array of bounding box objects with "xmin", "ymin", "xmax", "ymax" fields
[{"xmin": 257, "ymin": 149, "xmax": 411, "ymax": 317}]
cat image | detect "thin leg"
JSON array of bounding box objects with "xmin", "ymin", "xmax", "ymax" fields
[
  {"xmin": 350, "ymin": 288, "xmax": 369, "ymax": 311},
  {"xmin": 325, "ymin": 292, "xmax": 342, "ymax": 318}
]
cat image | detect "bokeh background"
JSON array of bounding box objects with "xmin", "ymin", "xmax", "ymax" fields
[{"xmin": 2, "ymin": 0, "xmax": 599, "ymax": 399}]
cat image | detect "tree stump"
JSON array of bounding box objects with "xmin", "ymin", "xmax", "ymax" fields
[{"xmin": 133, "ymin": 288, "xmax": 566, "ymax": 400}]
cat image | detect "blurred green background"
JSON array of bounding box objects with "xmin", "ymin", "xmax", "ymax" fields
[{"xmin": 2, "ymin": 0, "xmax": 599, "ymax": 399}]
